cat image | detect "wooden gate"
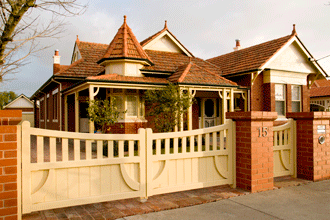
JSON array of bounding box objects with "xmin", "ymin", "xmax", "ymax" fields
[
  {"xmin": 273, "ymin": 119, "xmax": 296, "ymax": 177},
  {"xmin": 20, "ymin": 120, "xmax": 235, "ymax": 214}
]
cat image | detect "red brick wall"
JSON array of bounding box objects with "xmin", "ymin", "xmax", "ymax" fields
[
  {"xmin": 263, "ymin": 83, "xmax": 275, "ymax": 112},
  {"xmin": 251, "ymin": 73, "xmax": 264, "ymax": 111},
  {"xmin": 0, "ymin": 110, "xmax": 22, "ymax": 220},
  {"xmin": 302, "ymin": 85, "xmax": 310, "ymax": 112},
  {"xmin": 286, "ymin": 84, "xmax": 292, "ymax": 113},
  {"xmin": 108, "ymin": 122, "xmax": 147, "ymax": 134},
  {"xmin": 287, "ymin": 112, "xmax": 330, "ymax": 181},
  {"xmin": 227, "ymin": 111, "xmax": 277, "ymax": 193},
  {"xmin": 192, "ymin": 102, "xmax": 199, "ymax": 130}
]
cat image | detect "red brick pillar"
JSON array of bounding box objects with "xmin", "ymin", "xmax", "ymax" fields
[
  {"xmin": 0, "ymin": 110, "xmax": 22, "ymax": 220},
  {"xmin": 287, "ymin": 112, "xmax": 330, "ymax": 181},
  {"xmin": 227, "ymin": 111, "xmax": 277, "ymax": 193}
]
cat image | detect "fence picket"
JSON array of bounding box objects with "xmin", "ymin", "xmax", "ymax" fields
[{"xmin": 37, "ymin": 136, "xmax": 43, "ymax": 163}]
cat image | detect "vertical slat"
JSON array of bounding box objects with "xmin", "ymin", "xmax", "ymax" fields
[
  {"xmin": 182, "ymin": 137, "xmax": 187, "ymax": 154},
  {"xmin": 62, "ymin": 138, "xmax": 68, "ymax": 162},
  {"xmin": 86, "ymin": 140, "xmax": 92, "ymax": 160},
  {"xmin": 37, "ymin": 136, "xmax": 44, "ymax": 163},
  {"xmin": 97, "ymin": 140, "xmax": 102, "ymax": 159},
  {"xmin": 118, "ymin": 140, "xmax": 124, "ymax": 158},
  {"xmin": 212, "ymin": 132, "xmax": 217, "ymax": 151},
  {"xmin": 129, "ymin": 140, "xmax": 134, "ymax": 157},
  {"xmin": 108, "ymin": 141, "xmax": 114, "ymax": 158},
  {"xmin": 156, "ymin": 139, "xmax": 161, "ymax": 155},
  {"xmin": 174, "ymin": 138, "xmax": 178, "ymax": 154},
  {"xmin": 279, "ymin": 131, "xmax": 283, "ymax": 146},
  {"xmin": 220, "ymin": 131, "xmax": 224, "ymax": 150},
  {"xmin": 274, "ymin": 131, "xmax": 278, "ymax": 147},
  {"xmin": 205, "ymin": 133, "xmax": 210, "ymax": 151},
  {"xmin": 284, "ymin": 129, "xmax": 288, "ymax": 145},
  {"xmin": 50, "ymin": 137, "xmax": 56, "ymax": 162},
  {"xmin": 190, "ymin": 136, "xmax": 194, "ymax": 152},
  {"xmin": 165, "ymin": 138, "xmax": 170, "ymax": 155},
  {"xmin": 198, "ymin": 135, "xmax": 202, "ymax": 152},
  {"xmin": 74, "ymin": 139, "xmax": 80, "ymax": 161}
]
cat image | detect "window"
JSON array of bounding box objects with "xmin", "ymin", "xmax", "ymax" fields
[
  {"xmin": 47, "ymin": 94, "xmax": 50, "ymax": 121},
  {"xmin": 53, "ymin": 93, "xmax": 58, "ymax": 120},
  {"xmin": 127, "ymin": 96, "xmax": 138, "ymax": 116},
  {"xmin": 275, "ymin": 84, "xmax": 285, "ymax": 116},
  {"xmin": 40, "ymin": 98, "xmax": 45, "ymax": 120},
  {"xmin": 292, "ymin": 85, "xmax": 301, "ymax": 112}
]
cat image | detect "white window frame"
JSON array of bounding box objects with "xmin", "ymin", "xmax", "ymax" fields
[
  {"xmin": 275, "ymin": 84, "xmax": 286, "ymax": 117},
  {"xmin": 291, "ymin": 85, "xmax": 301, "ymax": 113},
  {"xmin": 52, "ymin": 90, "xmax": 59, "ymax": 122}
]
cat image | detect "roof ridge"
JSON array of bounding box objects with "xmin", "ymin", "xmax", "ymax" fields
[
  {"xmin": 77, "ymin": 41, "xmax": 108, "ymax": 46},
  {"xmin": 178, "ymin": 62, "xmax": 192, "ymax": 82}
]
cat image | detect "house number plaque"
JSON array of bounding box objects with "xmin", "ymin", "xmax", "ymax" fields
[{"xmin": 258, "ymin": 127, "xmax": 268, "ymax": 137}]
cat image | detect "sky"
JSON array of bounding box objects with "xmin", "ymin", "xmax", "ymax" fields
[{"xmin": 2, "ymin": 0, "xmax": 330, "ymax": 97}]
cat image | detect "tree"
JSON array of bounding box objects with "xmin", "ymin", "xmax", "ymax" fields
[
  {"xmin": 144, "ymin": 84, "xmax": 194, "ymax": 133},
  {"xmin": 0, "ymin": 90, "xmax": 16, "ymax": 109},
  {"xmin": 86, "ymin": 97, "xmax": 126, "ymax": 134},
  {"xmin": 0, "ymin": 0, "xmax": 86, "ymax": 80}
]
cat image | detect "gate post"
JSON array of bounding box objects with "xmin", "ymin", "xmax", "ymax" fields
[
  {"xmin": 0, "ymin": 110, "xmax": 22, "ymax": 220},
  {"xmin": 227, "ymin": 111, "xmax": 277, "ymax": 193},
  {"xmin": 287, "ymin": 112, "xmax": 330, "ymax": 181}
]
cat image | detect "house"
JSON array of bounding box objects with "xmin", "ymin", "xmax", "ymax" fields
[
  {"xmin": 310, "ymin": 79, "xmax": 330, "ymax": 111},
  {"xmin": 3, "ymin": 94, "xmax": 37, "ymax": 126},
  {"xmin": 31, "ymin": 16, "xmax": 327, "ymax": 133},
  {"xmin": 207, "ymin": 25, "xmax": 327, "ymax": 118}
]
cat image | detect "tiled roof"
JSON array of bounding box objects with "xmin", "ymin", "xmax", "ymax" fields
[
  {"xmin": 168, "ymin": 62, "xmax": 237, "ymax": 86},
  {"xmin": 87, "ymin": 74, "xmax": 168, "ymax": 84},
  {"xmin": 142, "ymin": 50, "xmax": 222, "ymax": 75},
  {"xmin": 207, "ymin": 34, "xmax": 295, "ymax": 76},
  {"xmin": 55, "ymin": 41, "xmax": 107, "ymax": 77},
  {"xmin": 310, "ymin": 87, "xmax": 330, "ymax": 97},
  {"xmin": 310, "ymin": 79, "xmax": 330, "ymax": 97},
  {"xmin": 100, "ymin": 16, "xmax": 152, "ymax": 63}
]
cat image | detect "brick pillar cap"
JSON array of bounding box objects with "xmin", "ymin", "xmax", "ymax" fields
[
  {"xmin": 226, "ymin": 111, "xmax": 278, "ymax": 121},
  {"xmin": 287, "ymin": 112, "xmax": 330, "ymax": 120},
  {"xmin": 0, "ymin": 110, "xmax": 22, "ymax": 117}
]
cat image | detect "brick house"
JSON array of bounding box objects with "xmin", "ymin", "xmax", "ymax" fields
[
  {"xmin": 310, "ymin": 79, "xmax": 330, "ymax": 111},
  {"xmin": 31, "ymin": 17, "xmax": 327, "ymax": 133}
]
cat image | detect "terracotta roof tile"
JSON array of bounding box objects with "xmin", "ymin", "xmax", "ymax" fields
[
  {"xmin": 168, "ymin": 62, "xmax": 237, "ymax": 86},
  {"xmin": 55, "ymin": 41, "xmax": 108, "ymax": 77},
  {"xmin": 207, "ymin": 34, "xmax": 294, "ymax": 75},
  {"xmin": 100, "ymin": 16, "xmax": 152, "ymax": 63},
  {"xmin": 312, "ymin": 79, "xmax": 330, "ymax": 88},
  {"xmin": 310, "ymin": 87, "xmax": 330, "ymax": 97}
]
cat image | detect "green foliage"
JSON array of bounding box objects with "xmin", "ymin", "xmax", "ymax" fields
[
  {"xmin": 86, "ymin": 97, "xmax": 126, "ymax": 133},
  {"xmin": 145, "ymin": 84, "xmax": 194, "ymax": 132},
  {"xmin": 0, "ymin": 91, "xmax": 17, "ymax": 109}
]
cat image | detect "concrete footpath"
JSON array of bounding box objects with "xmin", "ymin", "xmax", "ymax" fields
[{"xmin": 122, "ymin": 180, "xmax": 330, "ymax": 220}]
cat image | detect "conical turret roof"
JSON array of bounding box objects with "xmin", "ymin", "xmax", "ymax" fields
[{"xmin": 98, "ymin": 15, "xmax": 153, "ymax": 65}]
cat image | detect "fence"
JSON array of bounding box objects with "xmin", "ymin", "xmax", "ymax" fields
[{"xmin": 21, "ymin": 120, "xmax": 235, "ymax": 214}]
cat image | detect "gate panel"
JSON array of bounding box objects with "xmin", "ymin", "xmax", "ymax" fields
[
  {"xmin": 146, "ymin": 120, "xmax": 235, "ymax": 197},
  {"xmin": 21, "ymin": 121, "xmax": 146, "ymax": 214},
  {"xmin": 273, "ymin": 119, "xmax": 296, "ymax": 177}
]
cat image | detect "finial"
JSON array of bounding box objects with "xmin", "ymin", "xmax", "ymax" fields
[
  {"xmin": 124, "ymin": 15, "xmax": 127, "ymax": 24},
  {"xmin": 76, "ymin": 35, "xmax": 79, "ymax": 42},
  {"xmin": 164, "ymin": 20, "xmax": 167, "ymax": 29},
  {"xmin": 292, "ymin": 24, "xmax": 296, "ymax": 35}
]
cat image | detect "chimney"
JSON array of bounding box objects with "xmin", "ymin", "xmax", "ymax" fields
[
  {"xmin": 53, "ymin": 49, "xmax": 61, "ymax": 74},
  {"xmin": 234, "ymin": 39, "xmax": 241, "ymax": 51}
]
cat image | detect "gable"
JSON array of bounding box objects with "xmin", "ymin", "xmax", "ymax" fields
[
  {"xmin": 143, "ymin": 34, "xmax": 182, "ymax": 53},
  {"xmin": 71, "ymin": 43, "xmax": 82, "ymax": 64},
  {"xmin": 142, "ymin": 30, "xmax": 193, "ymax": 57},
  {"xmin": 5, "ymin": 96, "xmax": 33, "ymax": 109},
  {"xmin": 267, "ymin": 41, "xmax": 318, "ymax": 73}
]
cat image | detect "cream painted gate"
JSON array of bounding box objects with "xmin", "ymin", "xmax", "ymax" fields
[
  {"xmin": 21, "ymin": 120, "xmax": 235, "ymax": 214},
  {"xmin": 273, "ymin": 119, "xmax": 296, "ymax": 177}
]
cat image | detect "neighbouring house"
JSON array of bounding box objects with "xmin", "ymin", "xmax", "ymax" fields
[
  {"xmin": 310, "ymin": 79, "xmax": 330, "ymax": 111},
  {"xmin": 3, "ymin": 94, "xmax": 38, "ymax": 126},
  {"xmin": 31, "ymin": 16, "xmax": 327, "ymax": 133}
]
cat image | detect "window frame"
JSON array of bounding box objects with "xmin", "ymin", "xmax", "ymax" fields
[
  {"xmin": 275, "ymin": 84, "xmax": 286, "ymax": 117},
  {"xmin": 291, "ymin": 85, "xmax": 301, "ymax": 113}
]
